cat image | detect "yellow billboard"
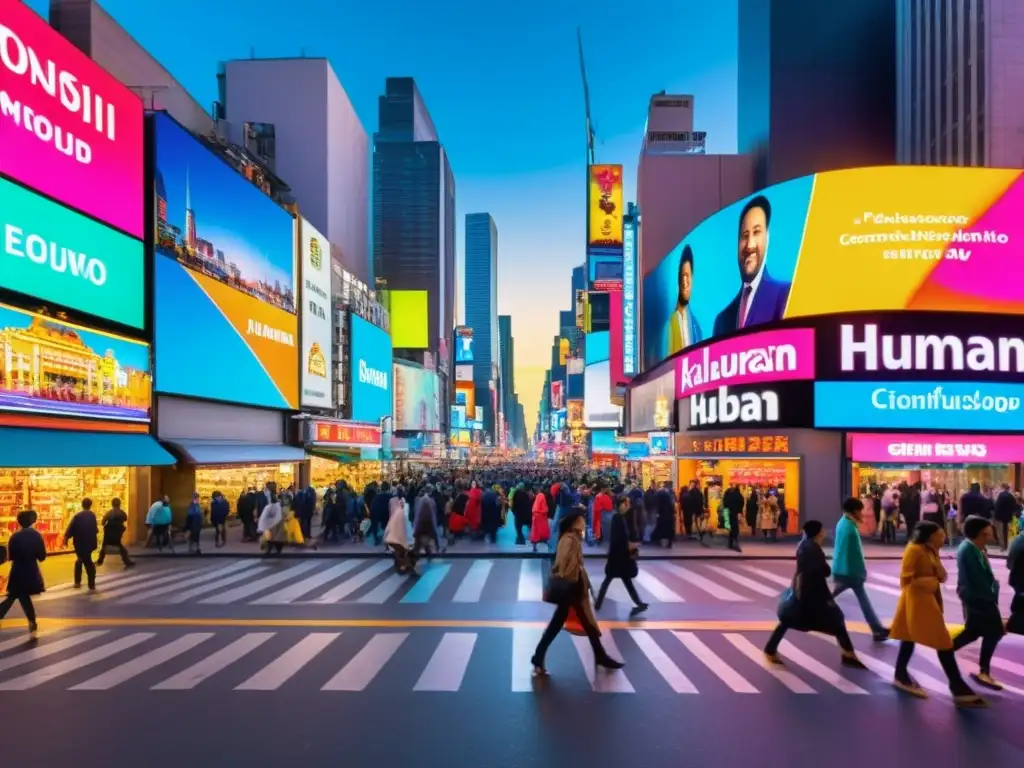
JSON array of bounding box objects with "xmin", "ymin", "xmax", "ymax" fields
[
  {"xmin": 389, "ymin": 290, "xmax": 429, "ymax": 349},
  {"xmin": 588, "ymin": 164, "xmax": 624, "ymax": 248}
]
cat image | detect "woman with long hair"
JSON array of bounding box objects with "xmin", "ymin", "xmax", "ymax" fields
[{"xmin": 530, "ymin": 509, "xmax": 623, "ymax": 677}]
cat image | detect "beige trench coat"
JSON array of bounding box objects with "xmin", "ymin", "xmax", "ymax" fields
[{"xmin": 551, "ymin": 531, "xmax": 600, "ymax": 633}]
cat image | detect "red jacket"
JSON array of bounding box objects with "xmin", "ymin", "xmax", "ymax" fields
[
  {"xmin": 530, "ymin": 493, "xmax": 551, "ymax": 543},
  {"xmin": 592, "ymin": 492, "xmax": 613, "ymax": 540},
  {"xmin": 465, "ymin": 488, "xmax": 483, "ymax": 531}
]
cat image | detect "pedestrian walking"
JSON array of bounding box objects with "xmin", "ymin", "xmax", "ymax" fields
[
  {"xmin": 237, "ymin": 487, "xmax": 258, "ymax": 542},
  {"xmin": 593, "ymin": 495, "xmax": 648, "ymax": 616},
  {"xmin": 889, "ymin": 520, "xmax": 987, "ymax": 707},
  {"xmin": 951, "ymin": 516, "xmax": 1005, "ymax": 690},
  {"xmin": 1007, "ymin": 523, "xmax": 1024, "ymax": 635},
  {"xmin": 531, "ymin": 510, "xmax": 623, "ymax": 676},
  {"xmin": 722, "ymin": 483, "xmax": 744, "ymax": 552},
  {"xmin": 64, "ymin": 498, "xmax": 98, "ymax": 590},
  {"xmin": 529, "ymin": 487, "xmax": 551, "ymax": 553},
  {"xmin": 763, "ymin": 520, "xmax": 867, "ymax": 670},
  {"xmin": 831, "ymin": 497, "xmax": 889, "ymax": 642},
  {"xmin": 184, "ymin": 492, "xmax": 204, "ymax": 555},
  {"xmin": 994, "ymin": 484, "xmax": 1019, "ymax": 552},
  {"xmin": 0, "ymin": 510, "xmax": 45, "ymax": 633},
  {"xmin": 97, "ymin": 498, "xmax": 133, "ymax": 568},
  {"xmin": 210, "ymin": 491, "xmax": 230, "ymax": 548},
  {"xmin": 147, "ymin": 496, "xmax": 174, "ymax": 553}
]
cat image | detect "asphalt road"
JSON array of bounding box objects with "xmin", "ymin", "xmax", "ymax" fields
[{"xmin": 3, "ymin": 554, "xmax": 1024, "ymax": 767}]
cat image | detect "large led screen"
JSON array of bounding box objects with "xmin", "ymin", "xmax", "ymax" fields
[
  {"xmin": 349, "ymin": 313, "xmax": 393, "ymax": 424},
  {"xmin": 0, "ymin": 302, "xmax": 150, "ymax": 424},
  {"xmin": 584, "ymin": 361, "xmax": 621, "ymax": 428},
  {"xmin": 629, "ymin": 368, "xmax": 675, "ymax": 433},
  {"xmin": 0, "ymin": 1, "xmax": 144, "ymax": 239},
  {"xmin": 153, "ymin": 113, "xmax": 298, "ymax": 409},
  {"xmin": 393, "ymin": 361, "xmax": 440, "ymax": 431},
  {"xmin": 389, "ymin": 290, "xmax": 429, "ymax": 349},
  {"xmin": 643, "ymin": 166, "xmax": 1024, "ymax": 370}
]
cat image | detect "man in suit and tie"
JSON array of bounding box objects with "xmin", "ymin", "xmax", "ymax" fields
[
  {"xmin": 712, "ymin": 195, "xmax": 791, "ymax": 337},
  {"xmin": 668, "ymin": 245, "xmax": 703, "ymax": 355}
]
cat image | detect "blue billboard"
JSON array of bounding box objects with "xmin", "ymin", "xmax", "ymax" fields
[
  {"xmin": 455, "ymin": 326, "xmax": 474, "ymax": 363},
  {"xmin": 349, "ymin": 314, "xmax": 393, "ymax": 424}
]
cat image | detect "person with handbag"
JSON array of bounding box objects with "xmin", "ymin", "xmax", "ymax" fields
[
  {"xmin": 763, "ymin": 520, "xmax": 866, "ymax": 670},
  {"xmin": 593, "ymin": 495, "xmax": 648, "ymax": 616},
  {"xmin": 531, "ymin": 509, "xmax": 623, "ymax": 677}
]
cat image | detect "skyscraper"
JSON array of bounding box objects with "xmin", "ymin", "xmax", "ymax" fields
[
  {"xmin": 498, "ymin": 314, "xmax": 515, "ymax": 446},
  {"xmin": 465, "ymin": 213, "xmax": 499, "ymax": 440}
]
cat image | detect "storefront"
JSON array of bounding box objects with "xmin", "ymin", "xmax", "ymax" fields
[
  {"xmin": 675, "ymin": 429, "xmax": 843, "ymax": 535},
  {"xmin": 304, "ymin": 418, "xmax": 383, "ymax": 491}
]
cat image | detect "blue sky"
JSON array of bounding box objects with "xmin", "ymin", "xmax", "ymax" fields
[
  {"xmin": 154, "ymin": 113, "xmax": 296, "ymax": 293},
  {"xmin": 28, "ymin": 0, "xmax": 739, "ymax": 432}
]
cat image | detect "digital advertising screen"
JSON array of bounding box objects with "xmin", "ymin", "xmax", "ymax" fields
[
  {"xmin": 1, "ymin": 177, "xmax": 144, "ymax": 329},
  {"xmin": 588, "ymin": 164, "xmax": 624, "ymax": 249},
  {"xmin": 389, "ymin": 290, "xmax": 429, "ymax": 349},
  {"xmin": 629, "ymin": 368, "xmax": 676, "ymax": 433},
  {"xmin": 642, "ymin": 165, "xmax": 1024, "ymax": 370},
  {"xmin": 584, "ymin": 361, "xmax": 621, "ymax": 429},
  {"xmin": 349, "ymin": 313, "xmax": 393, "ymax": 425},
  {"xmin": 393, "ymin": 361, "xmax": 440, "ymax": 431},
  {"xmin": 0, "ymin": 302, "xmax": 150, "ymax": 425},
  {"xmin": 152, "ymin": 113, "xmax": 298, "ymax": 409},
  {"xmin": 300, "ymin": 218, "xmax": 333, "ymax": 409},
  {"xmin": 0, "ymin": 1, "xmax": 144, "ymax": 239},
  {"xmin": 455, "ymin": 326, "xmax": 474, "ymax": 362}
]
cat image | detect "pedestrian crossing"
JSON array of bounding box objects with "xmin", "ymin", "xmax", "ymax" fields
[
  {"xmin": 37, "ymin": 556, "xmax": 1017, "ymax": 611},
  {"xmin": 3, "ymin": 625, "xmax": 1023, "ymax": 697}
]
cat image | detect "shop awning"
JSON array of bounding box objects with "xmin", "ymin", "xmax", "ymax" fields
[
  {"xmin": 307, "ymin": 447, "xmax": 362, "ymax": 464},
  {"xmin": 0, "ymin": 427, "xmax": 176, "ymax": 468},
  {"xmin": 162, "ymin": 439, "xmax": 307, "ymax": 466}
]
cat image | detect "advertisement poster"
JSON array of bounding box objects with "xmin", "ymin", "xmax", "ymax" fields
[
  {"xmin": 349, "ymin": 313, "xmax": 393, "ymax": 424},
  {"xmin": 393, "ymin": 361, "xmax": 440, "ymax": 431},
  {"xmin": 643, "ymin": 166, "xmax": 1024, "ymax": 370},
  {"xmin": 588, "ymin": 164, "xmax": 623, "ymax": 248},
  {"xmin": 584, "ymin": 362, "xmax": 621, "ymax": 428},
  {"xmin": 623, "ymin": 221, "xmax": 638, "ymax": 376},
  {"xmin": 0, "ymin": 303, "xmax": 150, "ymax": 424},
  {"xmin": 629, "ymin": 369, "xmax": 675, "ymax": 433},
  {"xmin": 551, "ymin": 381, "xmax": 564, "ymax": 410},
  {"xmin": 849, "ymin": 433, "xmax": 1024, "ymax": 464},
  {"xmin": 153, "ymin": 112, "xmax": 296, "ymax": 314},
  {"xmin": 389, "ymin": 290, "xmax": 428, "ymax": 349},
  {"xmin": 0, "ymin": 1, "xmax": 144, "ymax": 239},
  {"xmin": 300, "ymin": 218, "xmax": 333, "ymax": 409},
  {"xmin": 454, "ymin": 365, "xmax": 473, "ymax": 383},
  {"xmin": 1, "ymin": 178, "xmax": 144, "ymax": 329},
  {"xmin": 455, "ymin": 326, "xmax": 474, "ymax": 362}
]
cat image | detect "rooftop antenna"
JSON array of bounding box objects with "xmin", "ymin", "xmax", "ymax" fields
[{"xmin": 577, "ymin": 27, "xmax": 596, "ymax": 165}]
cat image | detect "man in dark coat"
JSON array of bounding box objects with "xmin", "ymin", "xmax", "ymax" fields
[
  {"xmin": 722, "ymin": 484, "xmax": 745, "ymax": 552},
  {"xmin": 481, "ymin": 487, "xmax": 502, "ymax": 543},
  {"xmin": 511, "ymin": 484, "xmax": 532, "ymax": 544},
  {"xmin": 369, "ymin": 482, "xmax": 392, "ymax": 545},
  {"xmin": 653, "ymin": 482, "xmax": 677, "ymax": 547},
  {"xmin": 593, "ymin": 495, "xmax": 647, "ymax": 615},
  {"xmin": 64, "ymin": 497, "xmax": 98, "ymax": 590},
  {"xmin": 680, "ymin": 480, "xmax": 704, "ymax": 539},
  {"xmin": 993, "ymin": 483, "xmax": 1019, "ymax": 551},
  {"xmin": 0, "ymin": 510, "xmax": 46, "ymax": 632},
  {"xmin": 97, "ymin": 498, "xmax": 133, "ymax": 567},
  {"xmin": 901, "ymin": 482, "xmax": 922, "ymax": 543},
  {"xmin": 237, "ymin": 488, "xmax": 258, "ymax": 542}
]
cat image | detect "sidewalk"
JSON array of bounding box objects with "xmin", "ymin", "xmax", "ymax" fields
[{"xmin": 125, "ymin": 523, "xmax": 991, "ymax": 561}]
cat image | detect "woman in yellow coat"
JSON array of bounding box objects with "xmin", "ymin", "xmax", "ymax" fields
[{"xmin": 889, "ymin": 520, "xmax": 986, "ymax": 707}]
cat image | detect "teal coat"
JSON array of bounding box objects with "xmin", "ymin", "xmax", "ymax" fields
[{"xmin": 831, "ymin": 515, "xmax": 867, "ymax": 580}]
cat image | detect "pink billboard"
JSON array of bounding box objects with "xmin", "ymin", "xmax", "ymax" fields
[
  {"xmin": 608, "ymin": 289, "xmax": 625, "ymax": 389},
  {"xmin": 676, "ymin": 327, "xmax": 816, "ymax": 399},
  {"xmin": 849, "ymin": 433, "xmax": 1024, "ymax": 464},
  {"xmin": 0, "ymin": 1, "xmax": 144, "ymax": 238}
]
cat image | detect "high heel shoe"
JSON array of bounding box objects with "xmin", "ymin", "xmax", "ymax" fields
[{"xmin": 595, "ymin": 656, "xmax": 624, "ymax": 670}]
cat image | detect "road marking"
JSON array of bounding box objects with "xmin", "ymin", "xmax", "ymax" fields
[
  {"xmin": 0, "ymin": 633, "xmax": 154, "ymax": 690},
  {"xmin": 251, "ymin": 561, "xmax": 362, "ymax": 604},
  {"xmin": 739, "ymin": 565, "xmax": 792, "ymax": 588},
  {"xmin": 151, "ymin": 633, "xmax": 275, "ymax": 690},
  {"xmin": 658, "ymin": 563, "xmax": 748, "ymax": 601},
  {"xmin": 121, "ymin": 562, "xmax": 264, "ymax": 603},
  {"xmin": 603, "ymin": 579, "xmax": 640, "ymax": 605},
  {"xmin": 673, "ymin": 631, "xmax": 759, "ymax": 693},
  {"xmin": 808, "ymin": 633, "xmax": 949, "ymax": 696},
  {"xmin": 0, "ymin": 631, "xmax": 109, "ymax": 674},
  {"xmin": 918, "ymin": 650, "xmax": 1024, "ymax": 698},
  {"xmin": 705, "ymin": 564, "xmax": 781, "ymax": 597},
  {"xmin": 862, "ymin": 574, "xmax": 905, "ymax": 597},
  {"xmin": 200, "ymin": 562, "xmax": 323, "ymax": 604},
  {"xmin": 634, "ymin": 570, "xmax": 685, "ymax": 602},
  {"xmin": 629, "ymin": 629, "xmax": 698, "ymax": 693},
  {"xmin": 511, "ymin": 627, "xmax": 543, "ymax": 692},
  {"xmin": 725, "ymin": 633, "xmax": 816, "ymax": 693},
  {"xmin": 572, "ymin": 630, "xmax": 633, "ymax": 693},
  {"xmin": 162, "ymin": 566, "xmax": 273, "ymax": 604},
  {"xmin": 313, "ymin": 560, "xmax": 393, "ymax": 603},
  {"xmin": 42, "ymin": 566, "xmax": 175, "ymax": 598},
  {"xmin": 321, "ymin": 633, "xmax": 407, "ymax": 691},
  {"xmin": 517, "ymin": 559, "xmax": 544, "ymax": 602},
  {"xmin": 90, "ymin": 564, "xmax": 231, "ymax": 601},
  {"xmin": 235, "ymin": 632, "xmax": 340, "ymax": 691},
  {"xmin": 357, "ymin": 573, "xmax": 409, "ymax": 603},
  {"xmin": 70, "ymin": 633, "xmax": 214, "ymax": 690},
  {"xmin": 777, "ymin": 640, "xmax": 869, "ymax": 694},
  {"xmin": 453, "ymin": 560, "xmax": 493, "ymax": 603},
  {"xmin": 414, "ymin": 632, "xmax": 477, "ymax": 691},
  {"xmin": 0, "ymin": 629, "xmax": 61, "ymax": 653},
  {"xmin": 402, "ymin": 564, "xmax": 452, "ymax": 603}
]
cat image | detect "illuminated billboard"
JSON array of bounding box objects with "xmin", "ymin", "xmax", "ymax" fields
[
  {"xmin": 588, "ymin": 164, "xmax": 624, "ymax": 248},
  {"xmin": 389, "ymin": 290, "xmax": 429, "ymax": 349},
  {"xmin": 642, "ymin": 166, "xmax": 1024, "ymax": 370},
  {"xmin": 455, "ymin": 326, "xmax": 474, "ymax": 362}
]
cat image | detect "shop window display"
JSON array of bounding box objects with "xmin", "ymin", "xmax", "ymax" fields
[
  {"xmin": 678, "ymin": 458, "xmax": 800, "ymax": 535},
  {"xmin": 194, "ymin": 464, "xmax": 297, "ymax": 512},
  {"xmin": 0, "ymin": 467, "xmax": 130, "ymax": 552},
  {"xmin": 310, "ymin": 456, "xmax": 382, "ymax": 493}
]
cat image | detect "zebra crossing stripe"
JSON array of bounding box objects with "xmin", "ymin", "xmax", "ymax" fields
[
  {"xmin": 92, "ymin": 564, "xmax": 231, "ymax": 601},
  {"xmin": 452, "ymin": 560, "xmax": 493, "ymax": 603},
  {"xmin": 517, "ymin": 559, "xmax": 543, "ymax": 602},
  {"xmin": 739, "ymin": 565, "xmax": 792, "ymax": 588},
  {"xmin": 673, "ymin": 631, "xmax": 759, "ymax": 693},
  {"xmin": 918, "ymin": 650, "xmax": 1024, "ymax": 698},
  {"xmin": 119, "ymin": 561, "xmax": 263, "ymax": 603},
  {"xmin": 314, "ymin": 560, "xmax": 393, "ymax": 603},
  {"xmin": 658, "ymin": 563, "xmax": 748, "ymax": 601},
  {"xmin": 0, "ymin": 631, "xmax": 109, "ymax": 674},
  {"xmin": 704, "ymin": 564, "xmax": 781, "ymax": 597},
  {"xmin": 0, "ymin": 629, "xmax": 61, "ymax": 654},
  {"xmin": 511, "ymin": 627, "xmax": 543, "ymax": 692},
  {"xmin": 776, "ymin": 640, "xmax": 869, "ymax": 694},
  {"xmin": 70, "ymin": 633, "xmax": 215, "ymax": 690},
  {"xmin": 414, "ymin": 633, "xmax": 477, "ymax": 692},
  {"xmin": 0, "ymin": 633, "xmax": 155, "ymax": 690},
  {"xmin": 402, "ymin": 564, "xmax": 451, "ymax": 603},
  {"xmin": 321, "ymin": 633, "xmax": 408, "ymax": 691},
  {"xmin": 724, "ymin": 634, "xmax": 816, "ymax": 694},
  {"xmin": 861, "ymin": 574, "xmax": 903, "ymax": 596},
  {"xmin": 200, "ymin": 562, "xmax": 323, "ymax": 604},
  {"xmin": 357, "ymin": 574, "xmax": 409, "ymax": 604},
  {"xmin": 235, "ymin": 632, "xmax": 341, "ymax": 691},
  {"xmin": 151, "ymin": 633, "xmax": 275, "ymax": 690},
  {"xmin": 633, "ymin": 570, "xmax": 685, "ymax": 602},
  {"xmin": 629, "ymin": 630, "xmax": 698, "ymax": 693},
  {"xmin": 161, "ymin": 566, "xmax": 274, "ymax": 604},
  {"xmin": 572, "ymin": 631, "xmax": 634, "ymax": 693},
  {"xmin": 251, "ymin": 560, "xmax": 362, "ymax": 604}
]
